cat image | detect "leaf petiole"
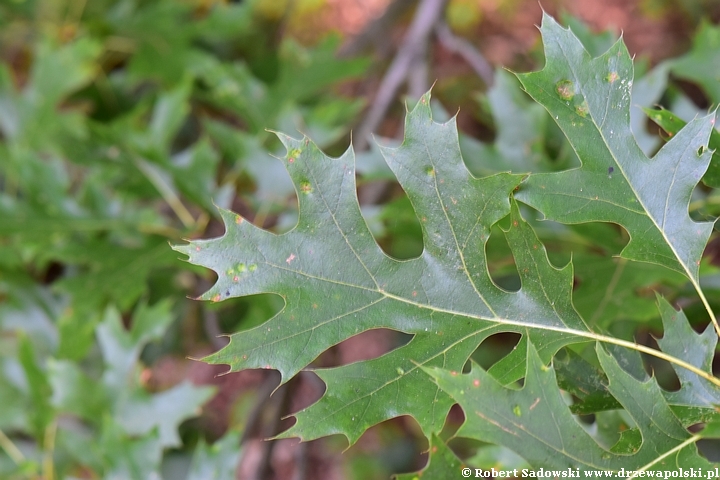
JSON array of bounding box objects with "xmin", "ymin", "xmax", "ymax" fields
[{"xmin": 0, "ymin": 427, "xmax": 25, "ymax": 465}]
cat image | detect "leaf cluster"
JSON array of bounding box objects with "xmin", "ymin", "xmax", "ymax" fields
[
  {"xmin": 3, "ymin": 1, "xmax": 720, "ymax": 478},
  {"xmin": 178, "ymin": 12, "xmax": 720, "ymax": 476},
  {"xmin": 0, "ymin": 0, "xmax": 367, "ymax": 477}
]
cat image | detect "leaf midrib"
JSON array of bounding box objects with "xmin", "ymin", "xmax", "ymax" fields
[
  {"xmin": 267, "ymin": 260, "xmax": 590, "ymax": 336},
  {"xmin": 257, "ymin": 259, "xmax": 719, "ymax": 386}
]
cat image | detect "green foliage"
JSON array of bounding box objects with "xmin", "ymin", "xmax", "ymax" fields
[
  {"xmin": 4, "ymin": 1, "xmax": 720, "ymax": 478},
  {"xmin": 179, "ymin": 12, "xmax": 720, "ymax": 476},
  {"xmin": 177, "ymin": 100, "xmax": 594, "ymax": 444},
  {"xmin": 515, "ymin": 18, "xmax": 714, "ymax": 282},
  {"xmin": 644, "ymin": 106, "xmax": 720, "ymax": 188},
  {"xmin": 668, "ymin": 20, "xmax": 720, "ymax": 105},
  {"xmin": 0, "ymin": 0, "xmax": 368, "ymax": 477},
  {"xmin": 425, "ymin": 342, "xmax": 714, "ymax": 470}
]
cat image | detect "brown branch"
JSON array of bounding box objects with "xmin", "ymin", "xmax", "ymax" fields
[
  {"xmin": 201, "ymin": 305, "xmax": 228, "ymax": 351},
  {"xmin": 339, "ymin": 0, "xmax": 418, "ymax": 58},
  {"xmin": 290, "ymin": 441, "xmax": 309, "ymax": 480},
  {"xmin": 435, "ymin": 21, "xmax": 495, "ymax": 87},
  {"xmin": 253, "ymin": 380, "xmax": 292, "ymax": 480},
  {"xmin": 407, "ymin": 53, "xmax": 430, "ymax": 99},
  {"xmin": 240, "ymin": 372, "xmax": 281, "ymax": 445},
  {"xmin": 197, "ymin": 278, "xmax": 229, "ymax": 351},
  {"xmin": 354, "ymin": 0, "xmax": 448, "ymax": 150}
]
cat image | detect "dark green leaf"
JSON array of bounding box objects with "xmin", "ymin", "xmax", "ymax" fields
[
  {"xmin": 644, "ymin": 106, "xmax": 720, "ymax": 188},
  {"xmin": 514, "ymin": 14, "xmax": 714, "ymax": 281},
  {"xmin": 669, "ymin": 21, "xmax": 720, "ymax": 105},
  {"xmin": 176, "ymin": 93, "xmax": 599, "ymax": 444},
  {"xmin": 425, "ymin": 341, "xmax": 714, "ymax": 469},
  {"xmin": 554, "ymin": 349, "xmax": 621, "ymax": 414},
  {"xmin": 655, "ymin": 296, "xmax": 720, "ymax": 418}
]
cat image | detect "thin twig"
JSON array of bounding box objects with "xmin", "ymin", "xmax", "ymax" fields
[
  {"xmin": 0, "ymin": 428, "xmax": 25, "ymax": 464},
  {"xmin": 65, "ymin": 0, "xmax": 88, "ymax": 32},
  {"xmin": 253, "ymin": 381, "xmax": 291, "ymax": 480},
  {"xmin": 288, "ymin": 372, "xmax": 328, "ymax": 480},
  {"xmin": 42, "ymin": 420, "xmax": 57, "ymax": 480},
  {"xmin": 407, "ymin": 52, "xmax": 430, "ymax": 99},
  {"xmin": 290, "ymin": 441, "xmax": 309, "ymax": 480},
  {"xmin": 694, "ymin": 284, "xmax": 720, "ymax": 339},
  {"xmin": 197, "ymin": 278, "xmax": 228, "ymax": 351},
  {"xmin": 133, "ymin": 157, "xmax": 195, "ymax": 228},
  {"xmin": 240, "ymin": 372, "xmax": 281, "ymax": 445},
  {"xmin": 339, "ymin": 0, "xmax": 418, "ymax": 58},
  {"xmin": 355, "ymin": 0, "xmax": 448, "ymax": 150},
  {"xmin": 202, "ymin": 306, "xmax": 227, "ymax": 350},
  {"xmin": 435, "ymin": 21, "xmax": 495, "ymax": 87}
]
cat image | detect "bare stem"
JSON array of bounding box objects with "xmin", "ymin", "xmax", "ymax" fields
[
  {"xmin": 43, "ymin": 420, "xmax": 57, "ymax": 480},
  {"xmin": 694, "ymin": 281, "xmax": 720, "ymax": 338},
  {"xmin": 133, "ymin": 157, "xmax": 196, "ymax": 228},
  {"xmin": 355, "ymin": 0, "xmax": 448, "ymax": 150},
  {"xmin": 435, "ymin": 21, "xmax": 494, "ymax": 87},
  {"xmin": 0, "ymin": 428, "xmax": 25, "ymax": 465}
]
